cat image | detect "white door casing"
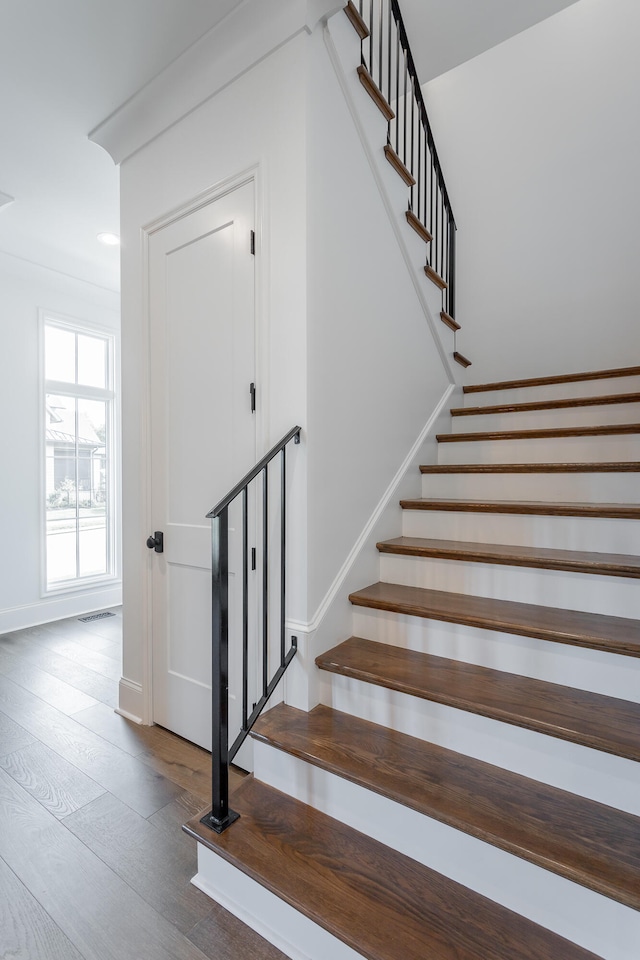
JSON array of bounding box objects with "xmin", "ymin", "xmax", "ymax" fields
[{"xmin": 148, "ymin": 179, "xmax": 256, "ymax": 750}]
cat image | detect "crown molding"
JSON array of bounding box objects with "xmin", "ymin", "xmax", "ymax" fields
[{"xmin": 90, "ymin": 0, "xmax": 343, "ymax": 165}]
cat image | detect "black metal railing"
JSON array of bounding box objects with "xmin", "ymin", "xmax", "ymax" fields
[
  {"xmin": 357, "ymin": 0, "xmax": 456, "ymax": 318},
  {"xmin": 200, "ymin": 425, "xmax": 301, "ymax": 833}
]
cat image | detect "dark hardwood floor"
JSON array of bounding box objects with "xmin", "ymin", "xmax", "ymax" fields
[{"xmin": 0, "ymin": 609, "xmax": 285, "ymax": 960}]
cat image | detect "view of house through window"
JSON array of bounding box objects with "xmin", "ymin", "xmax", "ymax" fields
[{"xmin": 44, "ymin": 318, "xmax": 116, "ymax": 589}]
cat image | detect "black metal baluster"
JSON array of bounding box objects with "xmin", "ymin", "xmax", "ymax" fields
[
  {"xmin": 440, "ymin": 190, "xmax": 444, "ymax": 287},
  {"xmin": 262, "ymin": 465, "xmax": 268, "ymax": 697},
  {"xmin": 242, "ymin": 486, "xmax": 248, "ymax": 731},
  {"xmin": 395, "ymin": 29, "xmax": 400, "ymax": 154},
  {"xmin": 403, "ymin": 48, "xmax": 407, "ymax": 167},
  {"xmin": 387, "ymin": 0, "xmax": 392, "ymax": 117},
  {"xmin": 423, "ymin": 131, "xmax": 428, "ymax": 229},
  {"xmin": 423, "ymin": 111, "xmax": 429, "ymax": 229},
  {"xmin": 410, "ymin": 73, "xmax": 415, "ymax": 207},
  {"xmin": 435, "ymin": 184, "xmax": 439, "ymax": 277},
  {"xmin": 378, "ymin": 0, "xmax": 383, "ymax": 94},
  {"xmin": 280, "ymin": 447, "xmax": 286, "ymax": 666},
  {"xmin": 369, "ymin": 0, "xmax": 373, "ymax": 77},
  {"xmin": 449, "ymin": 214, "xmax": 456, "ymax": 319},
  {"xmin": 436, "ymin": 186, "xmax": 442, "ymax": 276},
  {"xmin": 444, "ymin": 203, "xmax": 449, "ymax": 309},
  {"xmin": 429, "ymin": 145, "xmax": 434, "ymax": 260}
]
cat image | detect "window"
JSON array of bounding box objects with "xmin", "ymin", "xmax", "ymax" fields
[{"xmin": 43, "ymin": 316, "xmax": 117, "ymax": 591}]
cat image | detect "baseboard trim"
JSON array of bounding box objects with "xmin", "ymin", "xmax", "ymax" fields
[
  {"xmin": 0, "ymin": 585, "xmax": 122, "ymax": 635},
  {"xmin": 117, "ymin": 677, "xmax": 145, "ymax": 724}
]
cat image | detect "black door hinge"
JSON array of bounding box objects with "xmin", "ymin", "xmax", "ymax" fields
[
  {"xmin": 251, "ymin": 547, "xmax": 256, "ymax": 571},
  {"xmin": 250, "ymin": 382, "xmax": 256, "ymax": 413},
  {"xmin": 250, "ymin": 230, "xmax": 255, "ymax": 255}
]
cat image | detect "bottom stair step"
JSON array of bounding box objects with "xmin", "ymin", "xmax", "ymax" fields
[
  {"xmin": 185, "ymin": 776, "xmax": 602, "ymax": 960},
  {"xmin": 252, "ymin": 703, "xmax": 640, "ymax": 911}
]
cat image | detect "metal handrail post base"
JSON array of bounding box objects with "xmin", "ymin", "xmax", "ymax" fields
[{"xmin": 199, "ymin": 808, "xmax": 240, "ymax": 834}]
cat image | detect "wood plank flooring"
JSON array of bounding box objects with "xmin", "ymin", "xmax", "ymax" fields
[{"xmin": 0, "ymin": 610, "xmax": 284, "ymax": 960}]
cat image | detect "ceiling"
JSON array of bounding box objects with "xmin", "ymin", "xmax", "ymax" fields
[{"xmin": 0, "ymin": 0, "xmax": 580, "ymax": 294}]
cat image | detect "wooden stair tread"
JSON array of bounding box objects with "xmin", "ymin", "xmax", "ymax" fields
[
  {"xmin": 424, "ymin": 263, "xmax": 447, "ymax": 289},
  {"xmin": 356, "ymin": 65, "xmax": 394, "ymax": 121},
  {"xmin": 383, "ymin": 143, "xmax": 415, "ymax": 186},
  {"xmin": 378, "ymin": 534, "xmax": 640, "ymax": 579},
  {"xmin": 349, "ymin": 579, "xmax": 640, "ymax": 657},
  {"xmin": 253, "ymin": 703, "xmax": 640, "ymax": 911},
  {"xmin": 317, "ymin": 632, "xmax": 640, "ymax": 760},
  {"xmin": 420, "ymin": 461, "xmax": 640, "ymax": 473},
  {"xmin": 344, "ymin": 0, "xmax": 369, "ymax": 40},
  {"xmin": 452, "ymin": 391, "xmax": 640, "ymax": 418},
  {"xmin": 185, "ymin": 776, "xmax": 602, "ymax": 960},
  {"xmin": 399, "ymin": 497, "xmax": 640, "ymax": 519},
  {"xmin": 405, "ymin": 209, "xmax": 432, "ymax": 244},
  {"xmin": 454, "ymin": 351, "xmax": 472, "ymax": 368},
  {"xmin": 464, "ymin": 365, "xmax": 640, "ymax": 395},
  {"xmin": 437, "ymin": 422, "xmax": 640, "ymax": 442},
  {"xmin": 440, "ymin": 309, "xmax": 460, "ymax": 331}
]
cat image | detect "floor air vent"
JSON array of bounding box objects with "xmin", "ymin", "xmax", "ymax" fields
[{"xmin": 78, "ymin": 612, "xmax": 116, "ymax": 622}]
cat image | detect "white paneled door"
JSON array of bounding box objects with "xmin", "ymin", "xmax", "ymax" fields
[{"xmin": 148, "ymin": 181, "xmax": 256, "ymax": 750}]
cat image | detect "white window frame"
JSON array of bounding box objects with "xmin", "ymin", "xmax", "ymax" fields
[{"xmin": 40, "ymin": 310, "xmax": 120, "ymax": 596}]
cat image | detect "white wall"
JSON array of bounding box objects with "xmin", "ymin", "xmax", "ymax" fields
[
  {"xmin": 0, "ymin": 253, "xmax": 121, "ymax": 633},
  {"xmin": 118, "ymin": 32, "xmax": 309, "ymax": 719},
  {"xmin": 423, "ymin": 0, "xmax": 640, "ymax": 383}
]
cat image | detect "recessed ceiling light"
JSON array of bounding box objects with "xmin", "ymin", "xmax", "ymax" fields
[{"xmin": 97, "ymin": 232, "xmax": 120, "ymax": 246}]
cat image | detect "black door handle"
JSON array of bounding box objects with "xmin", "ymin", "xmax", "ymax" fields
[{"xmin": 146, "ymin": 531, "xmax": 164, "ymax": 553}]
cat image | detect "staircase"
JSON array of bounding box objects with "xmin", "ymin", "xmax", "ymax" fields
[{"xmin": 186, "ymin": 365, "xmax": 640, "ymax": 960}]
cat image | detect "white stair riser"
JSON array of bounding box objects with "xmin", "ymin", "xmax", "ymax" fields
[
  {"xmin": 319, "ymin": 671, "xmax": 640, "ymax": 816},
  {"xmin": 194, "ymin": 846, "xmax": 362, "ymax": 960},
  {"xmin": 438, "ymin": 434, "xmax": 640, "ymax": 464},
  {"xmin": 254, "ymin": 742, "xmax": 640, "ymax": 960},
  {"xmin": 351, "ymin": 607, "xmax": 640, "ymax": 704},
  {"xmin": 451, "ymin": 404, "xmax": 640, "ymax": 433},
  {"xmin": 463, "ymin": 376, "xmax": 640, "ymax": 408},
  {"xmin": 421, "ymin": 472, "xmax": 640, "ymax": 502},
  {"xmin": 378, "ymin": 553, "xmax": 640, "ymax": 619},
  {"xmin": 402, "ymin": 509, "xmax": 640, "ymax": 554}
]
